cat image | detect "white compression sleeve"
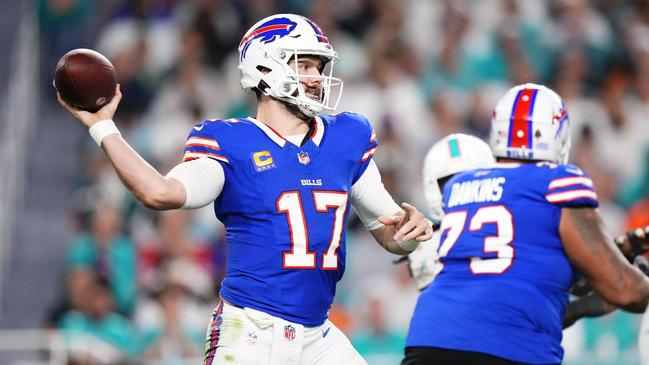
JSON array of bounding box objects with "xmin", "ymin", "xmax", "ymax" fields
[
  {"xmin": 640, "ymin": 309, "xmax": 649, "ymax": 365},
  {"xmin": 165, "ymin": 158, "xmax": 225, "ymax": 209},
  {"xmin": 350, "ymin": 160, "xmax": 402, "ymax": 230}
]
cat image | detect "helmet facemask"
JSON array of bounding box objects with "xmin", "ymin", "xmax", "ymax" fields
[
  {"xmin": 423, "ymin": 175, "xmax": 445, "ymax": 225},
  {"xmin": 270, "ymin": 50, "xmax": 343, "ymax": 117}
]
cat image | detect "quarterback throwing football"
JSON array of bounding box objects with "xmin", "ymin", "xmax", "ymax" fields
[{"xmin": 57, "ymin": 13, "xmax": 432, "ymax": 365}]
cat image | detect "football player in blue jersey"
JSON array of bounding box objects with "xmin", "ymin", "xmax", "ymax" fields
[
  {"xmin": 407, "ymin": 132, "xmax": 645, "ymax": 326},
  {"xmin": 57, "ymin": 13, "xmax": 433, "ymax": 365},
  {"xmin": 407, "ymin": 134, "xmax": 649, "ymax": 358},
  {"xmin": 402, "ymin": 83, "xmax": 649, "ymax": 365},
  {"xmin": 407, "ymin": 134, "xmax": 645, "ymax": 315}
]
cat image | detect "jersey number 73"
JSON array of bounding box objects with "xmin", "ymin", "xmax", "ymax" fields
[{"xmin": 438, "ymin": 205, "xmax": 514, "ymax": 274}]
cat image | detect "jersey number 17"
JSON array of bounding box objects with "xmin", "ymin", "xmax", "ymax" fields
[{"xmin": 276, "ymin": 191, "xmax": 348, "ymax": 270}]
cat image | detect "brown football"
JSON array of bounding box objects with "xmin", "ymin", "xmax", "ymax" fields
[{"xmin": 53, "ymin": 48, "xmax": 117, "ymax": 112}]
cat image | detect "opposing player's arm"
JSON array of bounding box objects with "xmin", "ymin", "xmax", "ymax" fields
[
  {"xmin": 563, "ymin": 292, "xmax": 616, "ymax": 329},
  {"xmin": 350, "ymin": 160, "xmax": 432, "ymax": 255},
  {"xmin": 560, "ymin": 207, "xmax": 649, "ymax": 312}
]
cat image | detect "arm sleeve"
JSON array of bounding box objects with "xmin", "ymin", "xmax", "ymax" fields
[
  {"xmin": 165, "ymin": 158, "xmax": 225, "ymax": 209},
  {"xmin": 350, "ymin": 159, "xmax": 401, "ymax": 230}
]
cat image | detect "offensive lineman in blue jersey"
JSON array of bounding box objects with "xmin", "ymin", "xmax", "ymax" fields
[
  {"xmin": 407, "ymin": 134, "xmax": 648, "ymax": 317},
  {"xmin": 403, "ymin": 84, "xmax": 649, "ymax": 365},
  {"xmin": 57, "ymin": 13, "xmax": 433, "ymax": 365}
]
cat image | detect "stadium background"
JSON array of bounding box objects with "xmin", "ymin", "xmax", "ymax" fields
[{"xmin": 1, "ymin": 0, "xmax": 648, "ymax": 364}]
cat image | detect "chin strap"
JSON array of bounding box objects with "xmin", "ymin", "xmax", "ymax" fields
[
  {"xmin": 299, "ymin": 118, "xmax": 317, "ymax": 146},
  {"xmin": 256, "ymin": 80, "xmax": 271, "ymax": 95}
]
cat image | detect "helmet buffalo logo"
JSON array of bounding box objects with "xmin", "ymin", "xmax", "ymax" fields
[
  {"xmin": 553, "ymin": 107, "xmax": 569, "ymax": 138},
  {"xmin": 240, "ymin": 17, "xmax": 298, "ymax": 60}
]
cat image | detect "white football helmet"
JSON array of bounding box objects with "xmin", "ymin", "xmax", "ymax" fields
[
  {"xmin": 238, "ymin": 14, "xmax": 343, "ymax": 118},
  {"xmin": 490, "ymin": 83, "xmax": 571, "ymax": 164},
  {"xmin": 422, "ymin": 134, "xmax": 495, "ymax": 223}
]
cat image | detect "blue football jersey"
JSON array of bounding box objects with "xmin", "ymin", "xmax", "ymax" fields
[
  {"xmin": 182, "ymin": 113, "xmax": 377, "ymax": 326},
  {"xmin": 406, "ymin": 162, "xmax": 599, "ymax": 364}
]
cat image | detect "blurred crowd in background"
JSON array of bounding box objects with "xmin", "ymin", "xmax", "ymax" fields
[{"xmin": 35, "ymin": 0, "xmax": 649, "ymax": 364}]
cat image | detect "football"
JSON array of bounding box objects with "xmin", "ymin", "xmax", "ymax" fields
[{"xmin": 53, "ymin": 48, "xmax": 117, "ymax": 112}]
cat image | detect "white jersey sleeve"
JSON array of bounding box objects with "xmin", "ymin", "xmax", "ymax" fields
[
  {"xmin": 166, "ymin": 157, "xmax": 225, "ymax": 209},
  {"xmin": 350, "ymin": 160, "xmax": 401, "ymax": 230}
]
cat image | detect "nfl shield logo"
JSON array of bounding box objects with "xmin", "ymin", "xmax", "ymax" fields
[
  {"xmin": 297, "ymin": 151, "xmax": 310, "ymax": 165},
  {"xmin": 284, "ymin": 324, "xmax": 296, "ymax": 341},
  {"xmin": 247, "ymin": 331, "xmax": 258, "ymax": 346}
]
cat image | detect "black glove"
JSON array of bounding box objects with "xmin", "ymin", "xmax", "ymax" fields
[
  {"xmin": 563, "ymin": 293, "xmax": 616, "ymax": 329},
  {"xmin": 634, "ymin": 255, "xmax": 649, "ymax": 276},
  {"xmin": 569, "ymin": 277, "xmax": 592, "ymax": 297},
  {"xmin": 614, "ymin": 225, "xmax": 649, "ymax": 262}
]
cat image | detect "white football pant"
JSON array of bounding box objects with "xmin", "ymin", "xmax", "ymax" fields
[{"xmin": 204, "ymin": 301, "xmax": 367, "ymax": 365}]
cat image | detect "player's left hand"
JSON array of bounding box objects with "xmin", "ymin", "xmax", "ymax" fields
[{"xmin": 379, "ymin": 203, "xmax": 433, "ymax": 242}]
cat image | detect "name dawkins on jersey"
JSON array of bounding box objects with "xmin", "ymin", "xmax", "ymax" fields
[{"xmin": 447, "ymin": 177, "xmax": 506, "ymax": 208}]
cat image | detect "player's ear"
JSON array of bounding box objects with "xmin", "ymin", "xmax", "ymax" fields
[{"xmin": 257, "ymin": 66, "xmax": 271, "ymax": 74}]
